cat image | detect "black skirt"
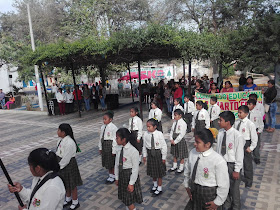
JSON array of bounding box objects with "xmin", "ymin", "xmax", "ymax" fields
[
  {"xmin": 130, "ymin": 131, "xmax": 143, "ymax": 153},
  {"xmin": 102, "ymin": 140, "xmax": 115, "ymax": 169},
  {"xmin": 57, "ymin": 157, "xmax": 83, "ymax": 191},
  {"xmin": 171, "ymin": 134, "xmax": 188, "ymax": 159},
  {"xmin": 118, "ymin": 168, "xmax": 143, "ymax": 206},
  {"xmin": 185, "ymin": 184, "xmax": 222, "ymax": 210},
  {"xmin": 147, "ymin": 149, "xmax": 166, "ymax": 178}
]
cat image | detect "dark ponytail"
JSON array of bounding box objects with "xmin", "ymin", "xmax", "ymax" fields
[
  {"xmin": 116, "ymin": 128, "xmax": 139, "ymax": 149},
  {"xmin": 28, "ymin": 148, "xmax": 60, "ymax": 173},
  {"xmin": 175, "ymin": 98, "xmax": 183, "ymax": 107},
  {"xmin": 58, "ymin": 123, "xmax": 79, "ymax": 152},
  {"xmin": 131, "ymin": 107, "xmax": 141, "ymax": 118},
  {"xmin": 196, "ymin": 100, "xmax": 208, "ymax": 110}
]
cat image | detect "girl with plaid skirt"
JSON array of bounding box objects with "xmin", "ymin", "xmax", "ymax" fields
[
  {"xmin": 148, "ymin": 101, "xmax": 163, "ymax": 132},
  {"xmin": 99, "ymin": 111, "xmax": 118, "ymax": 184},
  {"xmin": 56, "ymin": 123, "xmax": 83, "ymax": 210},
  {"xmin": 191, "ymin": 101, "xmax": 210, "ymax": 133},
  {"xmin": 169, "ymin": 109, "xmax": 188, "ymax": 173},
  {"xmin": 128, "ymin": 107, "xmax": 143, "ymax": 165},
  {"xmin": 143, "ymin": 119, "xmax": 167, "ymax": 197},
  {"xmin": 183, "ymin": 128, "xmax": 229, "ymax": 210},
  {"xmin": 115, "ymin": 128, "xmax": 143, "ymax": 210}
]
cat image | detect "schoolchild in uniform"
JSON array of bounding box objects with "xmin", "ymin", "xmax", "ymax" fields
[
  {"xmin": 191, "ymin": 101, "xmax": 210, "ymax": 133},
  {"xmin": 8, "ymin": 148, "xmax": 65, "ymax": 210},
  {"xmin": 56, "ymin": 123, "xmax": 83, "ymax": 210},
  {"xmin": 143, "ymin": 119, "xmax": 167, "ymax": 197},
  {"xmin": 249, "ymin": 93, "xmax": 265, "ymax": 119},
  {"xmin": 208, "ymin": 96, "xmax": 221, "ymax": 130},
  {"xmin": 115, "ymin": 128, "xmax": 143, "ymax": 210},
  {"xmin": 128, "ymin": 107, "xmax": 143, "ymax": 164},
  {"xmin": 234, "ymin": 105, "xmax": 258, "ymax": 188},
  {"xmin": 216, "ymin": 111, "xmax": 245, "ymax": 210},
  {"xmin": 247, "ymin": 99, "xmax": 264, "ymax": 165},
  {"xmin": 184, "ymin": 128, "xmax": 229, "ymax": 210},
  {"xmin": 148, "ymin": 101, "xmax": 163, "ymax": 132},
  {"xmin": 183, "ymin": 95, "xmax": 195, "ymax": 133},
  {"xmin": 169, "ymin": 109, "xmax": 188, "ymax": 173},
  {"xmin": 99, "ymin": 111, "xmax": 118, "ymax": 183},
  {"xmin": 172, "ymin": 98, "xmax": 184, "ymax": 119}
]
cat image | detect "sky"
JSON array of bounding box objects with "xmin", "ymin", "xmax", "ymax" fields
[{"xmin": 0, "ymin": 0, "xmax": 16, "ymax": 13}]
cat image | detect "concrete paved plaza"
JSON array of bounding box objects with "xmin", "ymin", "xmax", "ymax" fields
[{"xmin": 0, "ymin": 104, "xmax": 279, "ymax": 210}]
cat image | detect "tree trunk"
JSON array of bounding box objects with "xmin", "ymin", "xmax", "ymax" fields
[{"xmin": 99, "ymin": 66, "xmax": 106, "ymax": 86}]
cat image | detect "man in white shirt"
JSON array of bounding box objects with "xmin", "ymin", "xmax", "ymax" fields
[
  {"xmin": 233, "ymin": 105, "xmax": 258, "ymax": 188},
  {"xmin": 51, "ymin": 83, "xmax": 58, "ymax": 93},
  {"xmin": 209, "ymin": 96, "xmax": 221, "ymax": 130},
  {"xmin": 247, "ymin": 99, "xmax": 264, "ymax": 165},
  {"xmin": 65, "ymin": 89, "xmax": 74, "ymax": 113},
  {"xmin": 217, "ymin": 111, "xmax": 244, "ymax": 210}
]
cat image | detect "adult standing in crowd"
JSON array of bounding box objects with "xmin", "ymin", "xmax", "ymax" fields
[
  {"xmin": 65, "ymin": 89, "xmax": 74, "ymax": 114},
  {"xmin": 99, "ymin": 84, "xmax": 106, "ymax": 111},
  {"xmin": 173, "ymin": 82, "xmax": 183, "ymax": 101},
  {"xmin": 208, "ymin": 83, "xmax": 220, "ymax": 94},
  {"xmin": 73, "ymin": 85, "xmax": 83, "ymax": 111},
  {"xmin": 132, "ymin": 80, "xmax": 139, "ymax": 97},
  {"xmin": 243, "ymin": 76, "xmax": 258, "ymax": 91},
  {"xmin": 156, "ymin": 81, "xmax": 165, "ymax": 110},
  {"xmin": 51, "ymin": 83, "xmax": 58, "ymax": 93},
  {"xmin": 263, "ymin": 80, "xmax": 278, "ymax": 133},
  {"xmin": 92, "ymin": 86, "xmax": 99, "ymax": 111},
  {"xmin": 117, "ymin": 80, "xmax": 124, "ymax": 97},
  {"xmin": 221, "ymin": 81, "xmax": 235, "ymax": 93},
  {"xmin": 239, "ymin": 74, "xmax": 247, "ymax": 91},
  {"xmin": 164, "ymin": 84, "xmax": 172, "ymax": 114},
  {"xmin": 192, "ymin": 79, "xmax": 207, "ymax": 98},
  {"xmin": 83, "ymin": 84, "xmax": 91, "ymax": 111},
  {"xmin": 0, "ymin": 89, "xmax": 5, "ymax": 109},
  {"xmin": 56, "ymin": 88, "xmax": 66, "ymax": 115}
]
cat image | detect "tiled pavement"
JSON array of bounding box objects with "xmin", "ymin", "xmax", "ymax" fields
[{"xmin": 0, "ymin": 105, "xmax": 279, "ymax": 210}]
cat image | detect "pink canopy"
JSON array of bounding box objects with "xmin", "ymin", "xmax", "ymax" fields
[{"xmin": 118, "ymin": 73, "xmax": 150, "ymax": 81}]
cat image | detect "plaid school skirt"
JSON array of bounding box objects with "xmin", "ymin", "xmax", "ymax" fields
[
  {"xmin": 171, "ymin": 134, "xmax": 188, "ymax": 159},
  {"xmin": 210, "ymin": 119, "xmax": 220, "ymax": 130},
  {"xmin": 147, "ymin": 149, "xmax": 166, "ymax": 178},
  {"xmin": 195, "ymin": 120, "xmax": 206, "ymax": 132},
  {"xmin": 185, "ymin": 184, "xmax": 222, "ymax": 210},
  {"xmin": 102, "ymin": 140, "xmax": 115, "ymax": 170},
  {"xmin": 118, "ymin": 168, "xmax": 143, "ymax": 206},
  {"xmin": 131, "ymin": 131, "xmax": 143, "ymax": 153},
  {"xmin": 57, "ymin": 157, "xmax": 83, "ymax": 191}
]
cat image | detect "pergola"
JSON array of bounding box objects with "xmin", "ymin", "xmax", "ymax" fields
[{"xmin": 23, "ymin": 25, "xmax": 213, "ymax": 118}]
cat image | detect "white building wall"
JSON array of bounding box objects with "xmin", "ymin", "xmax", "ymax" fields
[{"xmin": 0, "ymin": 64, "xmax": 22, "ymax": 93}]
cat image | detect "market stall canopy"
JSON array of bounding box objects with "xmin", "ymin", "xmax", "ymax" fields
[{"xmin": 118, "ymin": 73, "xmax": 150, "ymax": 81}]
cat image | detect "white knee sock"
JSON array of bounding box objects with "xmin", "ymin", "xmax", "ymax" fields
[
  {"xmin": 66, "ymin": 196, "xmax": 71, "ymax": 202},
  {"xmin": 172, "ymin": 162, "xmax": 177, "ymax": 169}
]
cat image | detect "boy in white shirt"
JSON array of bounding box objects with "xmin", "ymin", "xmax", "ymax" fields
[
  {"xmin": 247, "ymin": 99, "xmax": 264, "ymax": 165},
  {"xmin": 217, "ymin": 111, "xmax": 244, "ymax": 210},
  {"xmin": 209, "ymin": 96, "xmax": 221, "ymax": 130},
  {"xmin": 249, "ymin": 93, "xmax": 265, "ymax": 118},
  {"xmin": 233, "ymin": 105, "xmax": 258, "ymax": 188},
  {"xmin": 184, "ymin": 95, "xmax": 195, "ymax": 133}
]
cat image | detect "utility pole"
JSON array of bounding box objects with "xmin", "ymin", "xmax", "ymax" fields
[{"xmin": 27, "ymin": 4, "xmax": 44, "ymax": 111}]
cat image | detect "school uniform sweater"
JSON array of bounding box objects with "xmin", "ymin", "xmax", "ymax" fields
[
  {"xmin": 216, "ymin": 127, "xmax": 245, "ymax": 172},
  {"xmin": 183, "ymin": 148, "xmax": 229, "ymax": 206},
  {"xmin": 99, "ymin": 122, "xmax": 118, "ymax": 154},
  {"xmin": 142, "ymin": 130, "xmax": 167, "ymax": 160}
]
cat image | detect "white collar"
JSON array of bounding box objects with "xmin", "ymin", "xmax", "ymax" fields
[{"xmin": 201, "ymin": 147, "xmax": 214, "ymax": 157}]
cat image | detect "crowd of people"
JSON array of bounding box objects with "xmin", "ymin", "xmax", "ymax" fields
[{"xmin": 5, "ymin": 76, "xmax": 278, "ymax": 210}]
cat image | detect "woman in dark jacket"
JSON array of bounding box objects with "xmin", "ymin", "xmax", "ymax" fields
[
  {"xmin": 192, "ymin": 79, "xmax": 207, "ymax": 98},
  {"xmin": 263, "ymin": 80, "xmax": 278, "ymax": 133}
]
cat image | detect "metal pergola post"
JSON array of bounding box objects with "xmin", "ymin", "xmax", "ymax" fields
[
  {"xmin": 188, "ymin": 60, "xmax": 192, "ymax": 96},
  {"xmin": 127, "ymin": 63, "xmax": 134, "ymax": 102},
  {"xmin": 183, "ymin": 59, "xmax": 186, "ymax": 84},
  {"xmin": 137, "ymin": 60, "xmax": 143, "ymax": 120},
  {"xmin": 71, "ymin": 64, "xmax": 81, "ymax": 118},
  {"xmin": 39, "ymin": 65, "xmax": 51, "ymax": 115}
]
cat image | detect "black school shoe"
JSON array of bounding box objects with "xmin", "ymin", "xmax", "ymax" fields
[
  {"xmin": 168, "ymin": 168, "xmax": 177, "ymax": 172},
  {"xmin": 63, "ymin": 200, "xmax": 72, "ymax": 208},
  {"xmin": 150, "ymin": 186, "xmax": 157, "ymax": 193},
  {"xmin": 69, "ymin": 202, "xmax": 80, "ymax": 210},
  {"xmin": 151, "ymin": 190, "xmax": 163, "ymax": 197},
  {"xmin": 254, "ymin": 158, "xmax": 261, "ymax": 165}
]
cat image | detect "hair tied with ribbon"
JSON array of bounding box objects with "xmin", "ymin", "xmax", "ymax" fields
[{"xmin": 46, "ymin": 149, "xmax": 52, "ymax": 155}]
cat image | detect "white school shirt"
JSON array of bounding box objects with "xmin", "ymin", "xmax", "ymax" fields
[
  {"xmin": 183, "ymin": 148, "xmax": 229, "ymax": 206},
  {"xmin": 128, "ymin": 116, "xmax": 143, "ymax": 140},
  {"xmin": 170, "ymin": 118, "xmax": 187, "ymax": 144},
  {"xmin": 65, "ymin": 92, "xmax": 74, "ymax": 103},
  {"xmin": 142, "ymin": 130, "xmax": 167, "ymax": 160},
  {"xmin": 191, "ymin": 108, "xmax": 210, "ymax": 129},
  {"xmin": 208, "ymin": 103, "xmax": 221, "ymax": 121},
  {"xmin": 148, "ymin": 108, "xmax": 162, "ymax": 122},
  {"xmin": 233, "ymin": 117, "xmax": 258, "ymax": 151},
  {"xmin": 55, "ymin": 92, "xmax": 66, "ymax": 103},
  {"xmin": 115, "ymin": 142, "xmax": 140, "ymax": 185},
  {"xmin": 172, "ymin": 104, "xmax": 184, "ymax": 119},
  {"xmin": 184, "ymin": 101, "xmax": 195, "ymax": 115},
  {"xmin": 248, "ymin": 107, "xmax": 264, "ymax": 133},
  {"xmin": 99, "ymin": 122, "xmax": 118, "ymax": 154},
  {"xmin": 216, "ymin": 127, "xmax": 245, "ymax": 172},
  {"xmin": 56, "ymin": 135, "xmax": 76, "ymax": 170},
  {"xmin": 19, "ymin": 171, "xmax": 65, "ymax": 210},
  {"xmin": 255, "ymin": 102, "xmax": 265, "ymax": 117}
]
